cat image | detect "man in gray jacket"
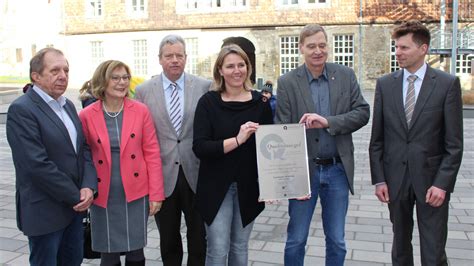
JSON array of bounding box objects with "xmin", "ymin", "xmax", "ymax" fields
[
  {"xmin": 276, "ymin": 24, "xmax": 369, "ymax": 266},
  {"xmin": 135, "ymin": 34, "xmax": 211, "ymax": 266}
]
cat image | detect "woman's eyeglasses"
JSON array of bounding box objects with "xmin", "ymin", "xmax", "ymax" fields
[{"xmin": 111, "ymin": 75, "xmax": 131, "ymax": 83}]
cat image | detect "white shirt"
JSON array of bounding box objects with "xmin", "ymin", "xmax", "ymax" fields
[
  {"xmin": 402, "ymin": 63, "xmax": 427, "ymax": 106},
  {"xmin": 32, "ymin": 85, "xmax": 78, "ymax": 153}
]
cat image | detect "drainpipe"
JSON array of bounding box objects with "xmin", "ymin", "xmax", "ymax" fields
[
  {"xmin": 358, "ymin": 0, "xmax": 363, "ymax": 89},
  {"xmin": 450, "ymin": 0, "xmax": 459, "ymax": 75}
]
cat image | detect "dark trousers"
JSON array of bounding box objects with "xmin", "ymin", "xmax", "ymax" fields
[
  {"xmin": 388, "ymin": 172, "xmax": 449, "ymax": 266},
  {"xmin": 155, "ymin": 166, "xmax": 206, "ymax": 266},
  {"xmin": 28, "ymin": 214, "xmax": 84, "ymax": 266}
]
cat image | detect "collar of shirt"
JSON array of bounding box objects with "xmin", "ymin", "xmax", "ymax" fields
[
  {"xmin": 163, "ymin": 73, "xmax": 185, "ymax": 92},
  {"xmin": 304, "ymin": 64, "xmax": 328, "ymax": 83},
  {"xmin": 32, "ymin": 84, "xmax": 67, "ymax": 107},
  {"xmin": 403, "ymin": 63, "xmax": 427, "ymax": 83},
  {"xmin": 402, "ymin": 63, "xmax": 427, "ymax": 105}
]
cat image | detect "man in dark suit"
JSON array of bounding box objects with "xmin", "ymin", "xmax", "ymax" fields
[
  {"xmin": 369, "ymin": 20, "xmax": 463, "ymax": 266},
  {"xmin": 276, "ymin": 24, "xmax": 370, "ymax": 266},
  {"xmin": 135, "ymin": 34, "xmax": 211, "ymax": 266},
  {"xmin": 6, "ymin": 47, "xmax": 97, "ymax": 266}
]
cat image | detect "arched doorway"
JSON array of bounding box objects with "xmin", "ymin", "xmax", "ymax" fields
[{"xmin": 222, "ymin": 37, "xmax": 256, "ymax": 85}]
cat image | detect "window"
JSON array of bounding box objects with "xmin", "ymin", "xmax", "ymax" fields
[
  {"xmin": 279, "ymin": 0, "xmax": 327, "ymax": 6},
  {"xmin": 31, "ymin": 44, "xmax": 37, "ymax": 57},
  {"xmin": 16, "ymin": 48, "xmax": 22, "ymax": 63},
  {"xmin": 390, "ymin": 39, "xmax": 400, "ymax": 72},
  {"xmin": 90, "ymin": 41, "xmax": 104, "ymax": 67},
  {"xmin": 456, "ymin": 54, "xmax": 473, "ymax": 74},
  {"xmin": 133, "ymin": 40, "xmax": 148, "ymax": 76},
  {"xmin": 86, "ymin": 0, "xmax": 102, "ymax": 17},
  {"xmin": 184, "ymin": 38, "xmax": 198, "ymax": 75},
  {"xmin": 178, "ymin": 0, "xmax": 247, "ymax": 12},
  {"xmin": 333, "ymin": 34, "xmax": 354, "ymax": 68},
  {"xmin": 127, "ymin": 0, "xmax": 147, "ymax": 17},
  {"xmin": 280, "ymin": 36, "xmax": 300, "ymax": 74}
]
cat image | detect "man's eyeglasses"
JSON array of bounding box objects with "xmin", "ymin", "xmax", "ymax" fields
[{"xmin": 111, "ymin": 75, "xmax": 131, "ymax": 83}]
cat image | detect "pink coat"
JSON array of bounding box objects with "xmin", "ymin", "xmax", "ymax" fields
[{"xmin": 79, "ymin": 98, "xmax": 164, "ymax": 208}]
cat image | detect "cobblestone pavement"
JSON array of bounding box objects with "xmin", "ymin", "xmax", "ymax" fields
[{"xmin": 0, "ymin": 90, "xmax": 473, "ymax": 265}]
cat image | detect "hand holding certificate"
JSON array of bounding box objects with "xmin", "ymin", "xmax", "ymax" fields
[{"xmin": 255, "ymin": 123, "xmax": 311, "ymax": 201}]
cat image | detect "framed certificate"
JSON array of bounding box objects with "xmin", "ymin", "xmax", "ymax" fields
[{"xmin": 255, "ymin": 123, "xmax": 311, "ymax": 201}]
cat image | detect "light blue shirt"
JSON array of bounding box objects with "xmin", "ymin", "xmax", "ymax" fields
[
  {"xmin": 32, "ymin": 85, "xmax": 77, "ymax": 153},
  {"xmin": 402, "ymin": 63, "xmax": 427, "ymax": 106},
  {"xmin": 163, "ymin": 73, "xmax": 185, "ymax": 122}
]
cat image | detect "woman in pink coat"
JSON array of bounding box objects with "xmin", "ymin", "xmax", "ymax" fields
[{"xmin": 79, "ymin": 60, "xmax": 164, "ymax": 266}]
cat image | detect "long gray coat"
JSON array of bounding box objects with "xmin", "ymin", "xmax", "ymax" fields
[
  {"xmin": 275, "ymin": 63, "xmax": 370, "ymax": 194},
  {"xmin": 135, "ymin": 73, "xmax": 211, "ymax": 197}
]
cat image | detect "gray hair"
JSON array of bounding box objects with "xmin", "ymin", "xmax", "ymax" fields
[
  {"xmin": 299, "ymin": 24, "xmax": 328, "ymax": 44},
  {"xmin": 159, "ymin": 34, "xmax": 186, "ymax": 58}
]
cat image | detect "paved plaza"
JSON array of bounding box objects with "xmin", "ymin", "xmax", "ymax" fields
[{"xmin": 0, "ymin": 89, "xmax": 473, "ymax": 265}]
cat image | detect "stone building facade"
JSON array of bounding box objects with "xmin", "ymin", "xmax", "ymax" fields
[{"xmin": 2, "ymin": 0, "xmax": 473, "ymax": 90}]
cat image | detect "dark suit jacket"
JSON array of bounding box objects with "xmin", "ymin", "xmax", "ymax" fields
[
  {"xmin": 6, "ymin": 88, "xmax": 97, "ymax": 236},
  {"xmin": 369, "ymin": 66, "xmax": 463, "ymax": 200},
  {"xmin": 275, "ymin": 63, "xmax": 370, "ymax": 194}
]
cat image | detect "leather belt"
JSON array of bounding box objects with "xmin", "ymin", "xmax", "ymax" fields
[{"xmin": 314, "ymin": 156, "xmax": 342, "ymax": 165}]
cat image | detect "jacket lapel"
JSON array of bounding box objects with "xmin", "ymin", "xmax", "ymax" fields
[
  {"xmin": 326, "ymin": 64, "xmax": 339, "ymax": 116},
  {"xmin": 390, "ymin": 70, "xmax": 408, "ymax": 131},
  {"xmin": 27, "ymin": 89, "xmax": 76, "ymax": 152},
  {"xmin": 90, "ymin": 101, "xmax": 112, "ymax": 166},
  {"xmin": 296, "ymin": 65, "xmax": 316, "ymax": 113},
  {"xmin": 120, "ymin": 98, "xmax": 136, "ymax": 153},
  {"xmin": 181, "ymin": 74, "xmax": 193, "ymax": 137},
  {"xmin": 408, "ymin": 66, "xmax": 436, "ymax": 130}
]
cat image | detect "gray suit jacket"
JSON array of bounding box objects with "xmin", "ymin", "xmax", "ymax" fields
[
  {"xmin": 135, "ymin": 73, "xmax": 211, "ymax": 197},
  {"xmin": 6, "ymin": 88, "xmax": 97, "ymax": 236},
  {"xmin": 275, "ymin": 63, "xmax": 370, "ymax": 194},
  {"xmin": 369, "ymin": 66, "xmax": 463, "ymax": 200}
]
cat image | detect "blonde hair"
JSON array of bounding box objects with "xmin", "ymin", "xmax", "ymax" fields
[
  {"xmin": 90, "ymin": 60, "xmax": 131, "ymax": 100},
  {"xmin": 212, "ymin": 44, "xmax": 253, "ymax": 93}
]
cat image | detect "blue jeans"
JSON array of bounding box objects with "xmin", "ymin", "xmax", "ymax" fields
[
  {"xmin": 284, "ymin": 163, "xmax": 349, "ymax": 266},
  {"xmin": 28, "ymin": 214, "xmax": 84, "ymax": 266},
  {"xmin": 205, "ymin": 183, "xmax": 254, "ymax": 266}
]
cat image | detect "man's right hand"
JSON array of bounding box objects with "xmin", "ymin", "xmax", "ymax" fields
[{"xmin": 375, "ymin": 183, "xmax": 390, "ymax": 203}]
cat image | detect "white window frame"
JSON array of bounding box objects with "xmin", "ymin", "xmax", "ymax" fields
[
  {"xmin": 456, "ymin": 54, "xmax": 473, "ymax": 74},
  {"xmin": 390, "ymin": 39, "xmax": 400, "ymax": 72},
  {"xmin": 176, "ymin": 0, "xmax": 247, "ymax": 13},
  {"xmin": 184, "ymin": 37, "xmax": 198, "ymax": 75},
  {"xmin": 277, "ymin": 0, "xmax": 329, "ymax": 9},
  {"xmin": 280, "ymin": 36, "xmax": 300, "ymax": 75},
  {"xmin": 90, "ymin": 41, "xmax": 104, "ymax": 67},
  {"xmin": 333, "ymin": 34, "xmax": 354, "ymax": 68},
  {"xmin": 132, "ymin": 40, "xmax": 148, "ymax": 77},
  {"xmin": 85, "ymin": 0, "xmax": 102, "ymax": 18},
  {"xmin": 127, "ymin": 0, "xmax": 147, "ymax": 18}
]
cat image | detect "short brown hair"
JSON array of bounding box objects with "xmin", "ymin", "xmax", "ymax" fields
[
  {"xmin": 212, "ymin": 44, "xmax": 253, "ymax": 93},
  {"xmin": 392, "ymin": 20, "xmax": 431, "ymax": 47},
  {"xmin": 90, "ymin": 60, "xmax": 131, "ymax": 100},
  {"xmin": 29, "ymin": 47, "xmax": 66, "ymax": 82},
  {"xmin": 299, "ymin": 24, "xmax": 328, "ymax": 45}
]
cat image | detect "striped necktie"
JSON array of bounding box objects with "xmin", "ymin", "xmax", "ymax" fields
[
  {"xmin": 169, "ymin": 82, "xmax": 182, "ymax": 134},
  {"xmin": 405, "ymin": 74, "xmax": 417, "ymax": 127}
]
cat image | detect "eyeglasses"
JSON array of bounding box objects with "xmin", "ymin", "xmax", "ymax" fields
[{"xmin": 111, "ymin": 75, "xmax": 131, "ymax": 83}]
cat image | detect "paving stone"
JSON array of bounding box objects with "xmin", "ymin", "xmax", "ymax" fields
[
  {"xmin": 0, "ymin": 250, "xmax": 21, "ymax": 264},
  {"xmin": 0, "ymin": 237, "xmax": 27, "ymax": 251}
]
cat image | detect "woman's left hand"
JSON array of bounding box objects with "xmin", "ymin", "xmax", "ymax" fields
[{"xmin": 149, "ymin": 201, "xmax": 163, "ymax": 216}]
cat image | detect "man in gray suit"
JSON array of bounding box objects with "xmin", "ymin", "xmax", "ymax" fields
[
  {"xmin": 7, "ymin": 47, "xmax": 97, "ymax": 265},
  {"xmin": 135, "ymin": 34, "xmax": 211, "ymax": 266},
  {"xmin": 369, "ymin": 20, "xmax": 463, "ymax": 266},
  {"xmin": 276, "ymin": 24, "xmax": 370, "ymax": 266}
]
